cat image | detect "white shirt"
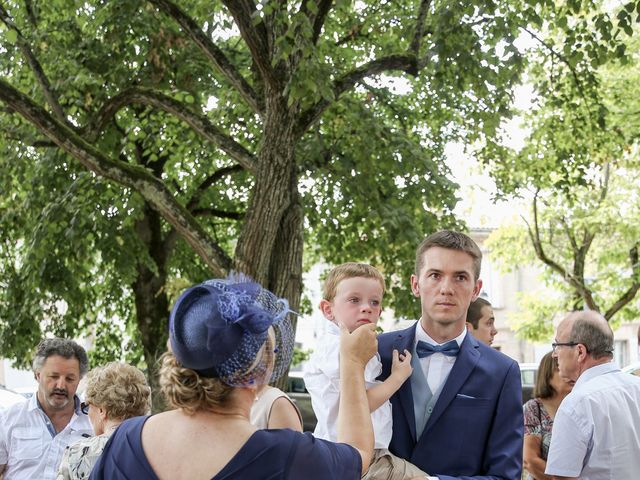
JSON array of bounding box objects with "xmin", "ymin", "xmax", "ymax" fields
[
  {"xmin": 303, "ymin": 322, "xmax": 392, "ymax": 449},
  {"xmin": 546, "ymin": 362, "xmax": 640, "ymax": 479},
  {"xmin": 414, "ymin": 323, "xmax": 466, "ymax": 393},
  {"xmin": 0, "ymin": 394, "xmax": 93, "ymax": 480}
]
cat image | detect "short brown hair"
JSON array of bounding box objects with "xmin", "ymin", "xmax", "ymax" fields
[
  {"xmin": 533, "ymin": 352, "xmax": 557, "ymax": 399},
  {"xmin": 159, "ymin": 350, "xmax": 234, "ymax": 415},
  {"xmin": 415, "ymin": 230, "xmax": 482, "ymax": 280},
  {"xmin": 466, "ymin": 298, "xmax": 492, "ymax": 329},
  {"xmin": 322, "ymin": 263, "xmax": 386, "ymax": 302},
  {"xmin": 84, "ymin": 362, "xmax": 151, "ymax": 420}
]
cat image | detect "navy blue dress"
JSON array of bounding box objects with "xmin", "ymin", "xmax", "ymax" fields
[{"xmin": 89, "ymin": 415, "xmax": 361, "ymax": 479}]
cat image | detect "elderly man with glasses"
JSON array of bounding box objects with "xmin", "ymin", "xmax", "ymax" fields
[{"xmin": 545, "ymin": 310, "xmax": 640, "ymax": 480}]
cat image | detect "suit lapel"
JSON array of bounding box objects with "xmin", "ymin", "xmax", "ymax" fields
[
  {"xmin": 393, "ymin": 324, "xmax": 418, "ymax": 442},
  {"xmin": 422, "ymin": 333, "xmax": 480, "ymax": 435}
]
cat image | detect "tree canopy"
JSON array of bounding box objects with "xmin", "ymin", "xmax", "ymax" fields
[
  {"xmin": 0, "ymin": 0, "xmax": 564, "ymax": 387},
  {"xmin": 481, "ymin": 3, "xmax": 640, "ymax": 340}
]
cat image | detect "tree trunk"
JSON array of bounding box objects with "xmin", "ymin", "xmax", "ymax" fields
[
  {"xmin": 131, "ymin": 204, "xmax": 170, "ymax": 412},
  {"xmin": 234, "ymin": 97, "xmax": 304, "ymax": 389}
]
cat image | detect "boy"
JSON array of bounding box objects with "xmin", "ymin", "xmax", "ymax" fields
[{"xmin": 304, "ymin": 263, "xmax": 429, "ymax": 479}]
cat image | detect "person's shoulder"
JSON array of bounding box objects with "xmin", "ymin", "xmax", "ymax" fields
[
  {"xmin": 113, "ymin": 415, "xmax": 151, "ymax": 437},
  {"xmin": 0, "ymin": 398, "xmax": 31, "ymax": 424},
  {"xmin": 66, "ymin": 433, "xmax": 110, "ymax": 456},
  {"xmin": 522, "ymin": 397, "xmax": 540, "ymax": 412},
  {"xmin": 476, "ymin": 342, "xmax": 518, "ymax": 368},
  {"xmin": 378, "ymin": 322, "xmax": 416, "ymax": 342}
]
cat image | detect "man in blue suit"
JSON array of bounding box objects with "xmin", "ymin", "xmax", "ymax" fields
[{"xmin": 378, "ymin": 231, "xmax": 523, "ymax": 479}]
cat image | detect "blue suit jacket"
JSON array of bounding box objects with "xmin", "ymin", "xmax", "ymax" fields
[{"xmin": 378, "ymin": 323, "xmax": 523, "ymax": 480}]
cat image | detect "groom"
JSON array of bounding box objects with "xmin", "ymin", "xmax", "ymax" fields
[{"xmin": 378, "ymin": 231, "xmax": 523, "ymax": 479}]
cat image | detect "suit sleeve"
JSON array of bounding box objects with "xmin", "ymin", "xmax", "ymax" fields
[{"xmin": 438, "ymin": 361, "xmax": 524, "ymax": 480}]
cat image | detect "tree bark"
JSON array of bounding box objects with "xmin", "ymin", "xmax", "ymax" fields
[{"xmin": 131, "ymin": 204, "xmax": 170, "ymax": 412}]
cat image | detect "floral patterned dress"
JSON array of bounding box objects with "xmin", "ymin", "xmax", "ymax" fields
[
  {"xmin": 56, "ymin": 434, "xmax": 111, "ymax": 480},
  {"xmin": 523, "ymin": 397, "xmax": 554, "ymax": 480}
]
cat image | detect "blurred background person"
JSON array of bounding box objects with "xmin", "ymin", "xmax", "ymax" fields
[
  {"xmin": 90, "ymin": 276, "xmax": 375, "ymax": 479},
  {"xmin": 522, "ymin": 352, "xmax": 572, "ymax": 480},
  {"xmin": 57, "ymin": 362, "xmax": 151, "ymax": 480},
  {"xmin": 250, "ymin": 385, "xmax": 303, "ymax": 431},
  {"xmin": 465, "ymin": 297, "xmax": 497, "ymax": 347},
  {"xmin": 0, "ymin": 338, "xmax": 92, "ymax": 480}
]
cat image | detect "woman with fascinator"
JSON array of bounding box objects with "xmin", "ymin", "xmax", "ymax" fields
[{"xmin": 90, "ymin": 275, "xmax": 377, "ymax": 479}]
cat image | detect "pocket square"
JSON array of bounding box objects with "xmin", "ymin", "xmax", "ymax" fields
[{"xmin": 456, "ymin": 393, "xmax": 477, "ymax": 399}]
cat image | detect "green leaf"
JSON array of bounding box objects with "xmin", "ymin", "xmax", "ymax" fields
[{"xmin": 5, "ymin": 29, "xmax": 18, "ymax": 44}]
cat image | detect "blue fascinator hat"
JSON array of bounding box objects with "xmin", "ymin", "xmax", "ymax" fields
[{"xmin": 169, "ymin": 274, "xmax": 294, "ymax": 387}]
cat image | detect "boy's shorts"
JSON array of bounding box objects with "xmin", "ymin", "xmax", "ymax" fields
[{"xmin": 362, "ymin": 448, "xmax": 429, "ymax": 480}]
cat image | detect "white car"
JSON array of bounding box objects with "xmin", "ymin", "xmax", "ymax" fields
[{"xmin": 0, "ymin": 387, "xmax": 27, "ymax": 410}]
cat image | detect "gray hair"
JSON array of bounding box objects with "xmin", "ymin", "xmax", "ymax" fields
[
  {"xmin": 32, "ymin": 338, "xmax": 89, "ymax": 377},
  {"xmin": 569, "ymin": 312, "xmax": 614, "ymax": 360}
]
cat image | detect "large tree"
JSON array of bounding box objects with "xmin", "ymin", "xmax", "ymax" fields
[{"xmin": 1, "ymin": 0, "xmax": 538, "ymax": 391}]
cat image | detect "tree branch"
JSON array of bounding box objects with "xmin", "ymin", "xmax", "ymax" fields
[
  {"xmin": 0, "ymin": 78, "xmax": 232, "ymax": 275},
  {"xmin": 300, "ymin": 0, "xmax": 333, "ymax": 44},
  {"xmin": 221, "ymin": 0, "xmax": 276, "ymax": 87},
  {"xmin": 527, "ymin": 192, "xmax": 599, "ymax": 311},
  {"xmin": 192, "ymin": 207, "xmax": 244, "ymax": 220},
  {"xmin": 147, "ymin": 0, "xmax": 263, "ymax": 115},
  {"xmin": 521, "ymin": 26, "xmax": 591, "ymax": 107},
  {"xmin": 85, "ymin": 87, "xmax": 257, "ymax": 173},
  {"xmin": 0, "ymin": 3, "xmax": 66, "ymax": 122},
  {"xmin": 409, "ymin": 0, "xmax": 432, "ymax": 56},
  {"xmin": 298, "ymin": 53, "xmax": 433, "ymax": 133},
  {"xmin": 604, "ymin": 245, "xmax": 640, "ymax": 320},
  {"xmin": 186, "ymin": 164, "xmax": 244, "ymax": 211}
]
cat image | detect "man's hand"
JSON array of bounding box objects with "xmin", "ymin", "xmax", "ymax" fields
[
  {"xmin": 339, "ymin": 322, "xmax": 377, "ymax": 368},
  {"xmin": 390, "ymin": 349, "xmax": 413, "ymax": 383}
]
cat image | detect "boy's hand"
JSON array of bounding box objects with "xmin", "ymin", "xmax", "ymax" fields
[
  {"xmin": 339, "ymin": 322, "xmax": 377, "ymax": 368},
  {"xmin": 390, "ymin": 349, "xmax": 413, "ymax": 382}
]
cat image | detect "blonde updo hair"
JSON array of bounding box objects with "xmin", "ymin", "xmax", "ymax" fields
[
  {"xmin": 159, "ymin": 349, "xmax": 234, "ymax": 415},
  {"xmin": 84, "ymin": 362, "xmax": 151, "ymax": 420}
]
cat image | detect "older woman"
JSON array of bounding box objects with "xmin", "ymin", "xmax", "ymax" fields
[
  {"xmin": 90, "ymin": 275, "xmax": 375, "ymax": 480},
  {"xmin": 56, "ymin": 362, "xmax": 151, "ymax": 480},
  {"xmin": 522, "ymin": 352, "xmax": 573, "ymax": 480}
]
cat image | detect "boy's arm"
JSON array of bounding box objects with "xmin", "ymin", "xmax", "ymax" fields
[{"xmin": 366, "ymin": 349, "xmax": 412, "ymax": 412}]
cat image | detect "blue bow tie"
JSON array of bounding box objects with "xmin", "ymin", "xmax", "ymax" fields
[{"xmin": 416, "ymin": 339, "xmax": 460, "ymax": 358}]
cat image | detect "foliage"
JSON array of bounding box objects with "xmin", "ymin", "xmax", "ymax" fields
[
  {"xmin": 0, "ymin": 1, "xmax": 559, "ymax": 378},
  {"xmin": 291, "ymin": 346, "xmax": 312, "ymax": 367},
  {"xmin": 482, "ymin": 5, "xmax": 640, "ymax": 336},
  {"xmin": 506, "ymin": 291, "xmax": 559, "ymax": 343}
]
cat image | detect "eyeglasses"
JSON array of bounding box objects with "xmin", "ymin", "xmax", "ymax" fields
[
  {"xmin": 80, "ymin": 402, "xmax": 90, "ymax": 415},
  {"xmin": 551, "ymin": 341, "xmax": 579, "ymax": 352}
]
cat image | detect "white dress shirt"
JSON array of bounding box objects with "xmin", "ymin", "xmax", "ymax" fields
[
  {"xmin": 414, "ymin": 323, "xmax": 466, "ymax": 393},
  {"xmin": 304, "ymin": 322, "xmax": 392, "ymax": 449},
  {"xmin": 546, "ymin": 362, "xmax": 640, "ymax": 479},
  {"xmin": 0, "ymin": 394, "xmax": 93, "ymax": 480}
]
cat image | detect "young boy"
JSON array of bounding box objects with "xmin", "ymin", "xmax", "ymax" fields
[{"xmin": 304, "ymin": 263, "xmax": 429, "ymax": 480}]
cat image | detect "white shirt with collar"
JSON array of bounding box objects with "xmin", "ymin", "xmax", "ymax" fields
[
  {"xmin": 545, "ymin": 361, "xmax": 640, "ymax": 479},
  {"xmin": 0, "ymin": 394, "xmax": 93, "ymax": 480},
  {"xmin": 303, "ymin": 322, "xmax": 392, "ymax": 449},
  {"xmin": 414, "ymin": 323, "xmax": 466, "ymax": 394}
]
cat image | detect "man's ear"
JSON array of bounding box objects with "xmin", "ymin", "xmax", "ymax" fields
[
  {"xmin": 410, "ymin": 274, "xmax": 420, "ymax": 297},
  {"xmin": 466, "ymin": 322, "xmax": 475, "ymax": 333},
  {"xmin": 577, "ymin": 343, "xmax": 589, "ymax": 361},
  {"xmin": 471, "ymin": 279, "xmax": 483, "ymax": 301},
  {"xmin": 319, "ymin": 299, "xmax": 334, "ymax": 320}
]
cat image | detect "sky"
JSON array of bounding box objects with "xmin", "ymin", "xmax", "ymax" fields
[{"xmin": 445, "ymin": 82, "xmax": 535, "ymax": 230}]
